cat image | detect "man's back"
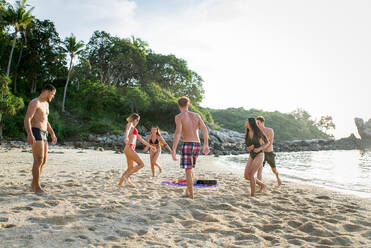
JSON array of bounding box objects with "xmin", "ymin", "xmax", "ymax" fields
[{"xmin": 176, "ymin": 111, "xmax": 200, "ymax": 143}]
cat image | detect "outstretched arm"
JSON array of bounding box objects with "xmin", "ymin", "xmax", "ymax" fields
[
  {"xmin": 24, "ymin": 101, "xmax": 37, "ymax": 145},
  {"xmin": 159, "ymin": 136, "xmax": 172, "ymax": 153},
  {"xmin": 143, "ymin": 136, "xmax": 150, "ymax": 152},
  {"xmin": 198, "ymin": 115, "xmax": 209, "ymax": 155},
  {"xmin": 137, "ymin": 135, "xmax": 156, "ymax": 151},
  {"xmin": 172, "ymin": 115, "xmax": 182, "ymax": 160}
]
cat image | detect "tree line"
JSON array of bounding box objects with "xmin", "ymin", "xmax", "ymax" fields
[{"xmin": 0, "ymin": 0, "xmax": 333, "ymax": 141}]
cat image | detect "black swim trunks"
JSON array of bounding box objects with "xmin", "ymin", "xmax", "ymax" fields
[
  {"xmin": 32, "ymin": 127, "xmax": 48, "ymax": 142},
  {"xmin": 263, "ymin": 151, "xmax": 276, "ymax": 168}
]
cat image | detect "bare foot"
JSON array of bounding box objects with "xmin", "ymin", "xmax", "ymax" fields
[
  {"xmin": 258, "ymin": 184, "xmax": 266, "ymax": 193},
  {"xmin": 126, "ymin": 178, "xmax": 136, "ymax": 187},
  {"xmin": 277, "ymin": 179, "xmax": 282, "ymax": 186},
  {"xmin": 35, "ymin": 188, "xmax": 47, "ymax": 195},
  {"xmin": 182, "ymin": 189, "xmax": 194, "ymax": 199},
  {"xmin": 158, "ymin": 167, "xmax": 162, "ymax": 175}
]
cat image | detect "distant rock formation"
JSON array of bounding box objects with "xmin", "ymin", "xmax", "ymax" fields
[{"xmin": 355, "ymin": 118, "xmax": 371, "ymax": 144}]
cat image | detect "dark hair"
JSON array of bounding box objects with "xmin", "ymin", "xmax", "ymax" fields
[
  {"xmin": 256, "ymin": 116, "xmax": 265, "ymax": 123},
  {"xmin": 178, "ymin": 96, "xmax": 190, "ymax": 107},
  {"xmin": 42, "ymin": 84, "xmax": 56, "ymax": 92},
  {"xmin": 245, "ymin": 117, "xmax": 267, "ymax": 146}
]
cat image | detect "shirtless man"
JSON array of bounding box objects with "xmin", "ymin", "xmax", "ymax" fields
[
  {"xmin": 256, "ymin": 116, "xmax": 282, "ymax": 186},
  {"xmin": 172, "ymin": 96, "xmax": 209, "ymax": 199},
  {"xmin": 24, "ymin": 84, "xmax": 57, "ymax": 194}
]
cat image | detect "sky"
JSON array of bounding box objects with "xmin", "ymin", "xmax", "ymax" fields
[{"xmin": 29, "ymin": 0, "xmax": 371, "ymax": 138}]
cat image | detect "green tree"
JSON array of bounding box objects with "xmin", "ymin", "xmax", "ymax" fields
[
  {"xmin": 316, "ymin": 115, "xmax": 336, "ymax": 134},
  {"xmin": 61, "ymin": 33, "xmax": 84, "ymax": 112},
  {"xmin": 290, "ymin": 108, "xmax": 311, "ymax": 121},
  {"xmin": 0, "ymin": 75, "xmax": 24, "ymax": 139},
  {"xmin": 2, "ymin": 0, "xmax": 34, "ymax": 79},
  {"xmin": 145, "ymin": 52, "xmax": 204, "ymax": 104}
]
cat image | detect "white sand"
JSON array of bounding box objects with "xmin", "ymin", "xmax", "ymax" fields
[{"xmin": 0, "ymin": 146, "xmax": 370, "ymax": 248}]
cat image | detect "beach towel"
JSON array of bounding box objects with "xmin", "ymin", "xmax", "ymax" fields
[{"xmin": 161, "ymin": 179, "xmax": 218, "ymax": 188}]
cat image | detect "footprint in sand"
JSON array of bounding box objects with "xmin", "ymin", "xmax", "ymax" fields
[
  {"xmin": 0, "ymin": 217, "xmax": 9, "ymax": 222},
  {"xmin": 298, "ymin": 222, "xmax": 334, "ymax": 237},
  {"xmin": 288, "ymin": 239, "xmax": 303, "ymax": 246},
  {"xmin": 1, "ymin": 223, "xmax": 16, "ymax": 228},
  {"xmin": 190, "ymin": 209, "xmax": 219, "ymax": 222},
  {"xmin": 115, "ymin": 229, "xmax": 135, "ymax": 238},
  {"xmin": 12, "ymin": 206, "xmax": 33, "ymax": 211},
  {"xmin": 104, "ymin": 236, "xmax": 119, "ymax": 241},
  {"xmin": 333, "ymin": 236, "xmax": 352, "ymax": 246},
  {"xmin": 287, "ymin": 220, "xmax": 303, "ymax": 228},
  {"xmin": 260, "ymin": 224, "xmax": 282, "ymax": 233},
  {"xmin": 316, "ymin": 195, "xmax": 331, "ymax": 200},
  {"xmin": 27, "ymin": 202, "xmax": 47, "ymax": 208},
  {"xmin": 343, "ymin": 223, "xmax": 363, "ymax": 232}
]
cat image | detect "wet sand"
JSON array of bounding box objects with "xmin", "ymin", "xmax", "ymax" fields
[{"xmin": 0, "ymin": 146, "xmax": 370, "ymax": 247}]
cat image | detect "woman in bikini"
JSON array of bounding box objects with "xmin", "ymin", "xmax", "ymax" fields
[
  {"xmin": 244, "ymin": 118, "xmax": 270, "ymax": 196},
  {"xmin": 144, "ymin": 126, "xmax": 173, "ymax": 177},
  {"xmin": 118, "ymin": 113, "xmax": 156, "ymax": 187}
]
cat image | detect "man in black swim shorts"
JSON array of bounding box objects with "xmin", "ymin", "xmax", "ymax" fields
[
  {"xmin": 256, "ymin": 116, "xmax": 282, "ymax": 186},
  {"xmin": 24, "ymin": 84, "xmax": 57, "ymax": 194}
]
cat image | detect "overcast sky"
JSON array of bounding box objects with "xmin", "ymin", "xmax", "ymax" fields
[{"xmin": 29, "ymin": 0, "xmax": 371, "ymax": 138}]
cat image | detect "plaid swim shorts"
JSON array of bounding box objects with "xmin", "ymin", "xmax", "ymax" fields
[{"xmin": 180, "ymin": 142, "xmax": 200, "ymax": 169}]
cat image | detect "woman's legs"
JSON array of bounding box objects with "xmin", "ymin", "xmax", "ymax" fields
[
  {"xmin": 120, "ymin": 146, "xmax": 145, "ymax": 186},
  {"xmin": 150, "ymin": 151, "xmax": 156, "ymax": 177},
  {"xmin": 247, "ymin": 153, "xmax": 265, "ymax": 196},
  {"xmin": 244, "ymin": 157, "xmax": 253, "ymax": 180},
  {"xmin": 118, "ymin": 158, "xmax": 133, "ymax": 186},
  {"xmin": 153, "ymin": 149, "xmax": 162, "ymax": 176}
]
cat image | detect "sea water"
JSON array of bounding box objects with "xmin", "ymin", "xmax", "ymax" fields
[{"xmin": 222, "ymin": 150, "xmax": 371, "ymax": 198}]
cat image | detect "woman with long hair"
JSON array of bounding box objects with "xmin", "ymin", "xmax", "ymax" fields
[
  {"xmin": 144, "ymin": 126, "xmax": 173, "ymax": 177},
  {"xmin": 118, "ymin": 113, "xmax": 156, "ymax": 187},
  {"xmin": 244, "ymin": 117, "xmax": 270, "ymax": 196}
]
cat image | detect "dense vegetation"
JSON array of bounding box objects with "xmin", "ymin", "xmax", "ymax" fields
[
  {"xmin": 0, "ymin": 0, "xmax": 333, "ymax": 142},
  {"xmin": 209, "ymin": 107, "xmax": 333, "ymax": 141}
]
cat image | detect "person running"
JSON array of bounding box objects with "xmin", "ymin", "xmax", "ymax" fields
[
  {"xmin": 24, "ymin": 84, "xmax": 57, "ymax": 195},
  {"xmin": 172, "ymin": 96, "xmax": 209, "ymax": 199},
  {"xmin": 244, "ymin": 118, "xmax": 270, "ymax": 196},
  {"xmin": 256, "ymin": 116, "xmax": 282, "ymax": 186},
  {"xmin": 143, "ymin": 126, "xmax": 173, "ymax": 177},
  {"xmin": 118, "ymin": 113, "xmax": 156, "ymax": 187}
]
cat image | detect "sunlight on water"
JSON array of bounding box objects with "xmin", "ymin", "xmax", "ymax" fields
[{"xmin": 223, "ymin": 150, "xmax": 371, "ymax": 198}]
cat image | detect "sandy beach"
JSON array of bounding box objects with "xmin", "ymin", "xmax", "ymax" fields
[{"xmin": 0, "ymin": 146, "xmax": 370, "ymax": 248}]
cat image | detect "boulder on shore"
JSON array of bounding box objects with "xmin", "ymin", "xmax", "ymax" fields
[{"xmin": 355, "ymin": 118, "xmax": 371, "ymax": 145}]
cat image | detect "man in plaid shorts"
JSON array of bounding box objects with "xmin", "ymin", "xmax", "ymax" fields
[{"xmin": 172, "ymin": 96, "xmax": 209, "ymax": 199}]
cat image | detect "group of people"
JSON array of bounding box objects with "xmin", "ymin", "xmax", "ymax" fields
[{"xmin": 23, "ymin": 84, "xmax": 281, "ymax": 199}]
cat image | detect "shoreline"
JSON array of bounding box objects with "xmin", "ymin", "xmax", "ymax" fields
[
  {"xmin": 219, "ymin": 152, "xmax": 371, "ymax": 200},
  {"xmin": 0, "ymin": 147, "xmax": 371, "ymax": 247}
]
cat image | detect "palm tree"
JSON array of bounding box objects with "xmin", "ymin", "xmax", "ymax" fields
[
  {"xmin": 3, "ymin": 0, "xmax": 34, "ymax": 80},
  {"xmin": 61, "ymin": 34, "xmax": 84, "ymax": 112}
]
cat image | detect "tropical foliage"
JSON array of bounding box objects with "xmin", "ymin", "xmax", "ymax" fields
[
  {"xmin": 209, "ymin": 107, "xmax": 332, "ymax": 141},
  {"xmin": 0, "ymin": 0, "xmax": 331, "ymax": 142}
]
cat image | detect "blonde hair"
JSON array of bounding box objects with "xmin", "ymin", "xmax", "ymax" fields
[
  {"xmin": 177, "ymin": 96, "xmax": 190, "ymax": 107},
  {"xmin": 126, "ymin": 113, "xmax": 140, "ymax": 123}
]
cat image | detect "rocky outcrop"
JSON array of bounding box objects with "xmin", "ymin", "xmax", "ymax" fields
[
  {"xmin": 355, "ymin": 118, "xmax": 371, "ymax": 145},
  {"xmin": 1, "ymin": 127, "xmax": 368, "ymax": 155}
]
